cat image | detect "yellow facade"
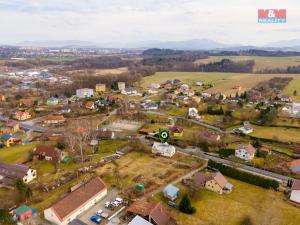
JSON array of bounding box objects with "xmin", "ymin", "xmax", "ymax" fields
[
  {"xmin": 95, "ymin": 84, "xmax": 106, "ymax": 92},
  {"xmin": 205, "ymin": 180, "xmax": 223, "ymax": 194}
]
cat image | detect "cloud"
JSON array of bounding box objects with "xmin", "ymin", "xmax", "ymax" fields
[{"xmin": 0, "ymin": 0, "xmax": 299, "ymax": 45}]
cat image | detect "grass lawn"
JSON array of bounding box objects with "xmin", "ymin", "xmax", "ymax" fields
[
  {"xmin": 156, "ymin": 178, "xmax": 300, "ymax": 225},
  {"xmin": 166, "ymin": 106, "xmax": 188, "ymax": 117},
  {"xmin": 250, "ymin": 125, "xmax": 300, "ymax": 144},
  {"xmin": 96, "ymin": 139, "xmax": 128, "ymax": 158},
  {"xmin": 282, "ymin": 76, "xmax": 300, "ymax": 101},
  {"xmin": 0, "ymin": 142, "xmax": 39, "ymax": 163}
]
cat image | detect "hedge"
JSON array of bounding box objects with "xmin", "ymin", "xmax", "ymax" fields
[
  {"xmin": 208, "ymin": 160, "xmax": 279, "ymax": 190},
  {"xmin": 218, "ymin": 148, "xmax": 235, "ymax": 157}
]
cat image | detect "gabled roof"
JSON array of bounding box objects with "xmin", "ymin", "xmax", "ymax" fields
[
  {"xmin": 291, "ymin": 179, "xmax": 300, "ymax": 191},
  {"xmin": 287, "ymin": 159, "xmax": 300, "ymax": 169},
  {"xmin": 0, "ymin": 162, "xmax": 31, "ymax": 180},
  {"xmin": 238, "ymin": 144, "xmax": 256, "ymax": 155},
  {"xmin": 49, "ymin": 177, "xmax": 107, "ymax": 221},
  {"xmin": 208, "ymin": 172, "xmax": 229, "ymax": 189},
  {"xmin": 1, "ymin": 133, "xmax": 12, "ymax": 141},
  {"xmin": 35, "ymin": 145, "xmax": 60, "ymax": 161},
  {"xmin": 128, "ymin": 216, "xmax": 152, "ymax": 225}
]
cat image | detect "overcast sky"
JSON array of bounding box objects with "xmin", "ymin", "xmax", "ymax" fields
[{"xmin": 0, "ymin": 0, "xmax": 298, "ymax": 46}]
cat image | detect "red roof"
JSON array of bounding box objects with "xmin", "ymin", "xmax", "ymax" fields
[
  {"xmin": 288, "ymin": 159, "xmax": 300, "ymax": 169},
  {"xmin": 50, "ymin": 177, "xmax": 107, "ymax": 221},
  {"xmin": 239, "ymin": 144, "xmax": 256, "ymax": 155}
]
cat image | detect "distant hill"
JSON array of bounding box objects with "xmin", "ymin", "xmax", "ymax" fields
[{"xmin": 17, "ymin": 40, "xmax": 99, "ymax": 48}]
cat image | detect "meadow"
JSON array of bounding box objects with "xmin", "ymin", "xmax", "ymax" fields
[
  {"xmin": 156, "ymin": 178, "xmax": 300, "ymax": 225},
  {"xmin": 194, "ymin": 55, "xmax": 300, "ymax": 71}
]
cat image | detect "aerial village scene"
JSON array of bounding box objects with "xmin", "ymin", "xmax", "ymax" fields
[{"xmin": 0, "ymin": 1, "xmax": 300, "ymax": 225}]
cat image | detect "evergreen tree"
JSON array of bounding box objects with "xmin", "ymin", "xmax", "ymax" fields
[
  {"xmin": 0, "ymin": 209, "xmax": 15, "ymax": 225},
  {"xmin": 294, "ymin": 90, "xmax": 298, "ymax": 96},
  {"xmin": 179, "ymin": 194, "xmax": 196, "ymax": 214}
]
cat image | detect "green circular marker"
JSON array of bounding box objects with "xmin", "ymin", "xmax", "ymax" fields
[{"xmin": 159, "ymin": 129, "xmax": 170, "ymax": 143}]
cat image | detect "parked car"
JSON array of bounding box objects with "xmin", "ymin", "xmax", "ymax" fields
[
  {"xmin": 100, "ymin": 212, "xmax": 109, "ymax": 219},
  {"xmin": 104, "ymin": 202, "xmax": 110, "ymax": 208},
  {"xmin": 115, "ymin": 197, "xmax": 123, "ymax": 204},
  {"xmin": 96, "ymin": 209, "xmax": 103, "ymax": 216},
  {"xmin": 167, "ymin": 201, "xmax": 178, "ymax": 209},
  {"xmin": 90, "ymin": 215, "xmax": 102, "ymax": 224},
  {"xmin": 111, "ymin": 201, "xmax": 119, "ymax": 207}
]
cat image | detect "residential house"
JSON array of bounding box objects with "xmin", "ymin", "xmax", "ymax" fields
[
  {"xmin": 237, "ymin": 121, "xmax": 253, "ymax": 134},
  {"xmin": 76, "ymin": 88, "xmax": 94, "ymax": 98},
  {"xmin": 0, "ymin": 162, "xmax": 36, "ymax": 187},
  {"xmin": 0, "ymin": 95, "xmax": 6, "ymax": 102},
  {"xmin": 34, "ymin": 145, "xmax": 66, "ymax": 163},
  {"xmin": 287, "ymin": 159, "xmax": 300, "ymax": 173},
  {"xmin": 148, "ymin": 88, "xmax": 158, "ymax": 94},
  {"xmin": 93, "ymin": 129, "xmax": 115, "ymax": 140},
  {"xmin": 215, "ymin": 93, "xmax": 226, "ymax": 101},
  {"xmin": 47, "ymin": 97, "xmax": 59, "ymax": 106},
  {"xmin": 152, "ymin": 142, "xmax": 176, "ymax": 158},
  {"xmin": 117, "ymin": 82, "xmax": 126, "ymax": 91},
  {"xmin": 95, "ymin": 83, "xmax": 106, "ymax": 92},
  {"xmin": 163, "ymin": 184, "xmax": 179, "ymax": 201},
  {"xmin": 127, "ymin": 200, "xmax": 175, "ymax": 225},
  {"xmin": 195, "ymin": 82, "xmax": 204, "ymax": 87},
  {"xmin": 280, "ymin": 95, "xmax": 293, "ymax": 103},
  {"xmin": 44, "ymin": 115, "xmax": 66, "ymax": 125},
  {"xmin": 0, "ymin": 121, "xmax": 20, "ymax": 134},
  {"xmin": 58, "ymin": 95, "xmax": 68, "ymax": 104},
  {"xmin": 85, "ymin": 101, "xmax": 95, "ymax": 110},
  {"xmin": 44, "ymin": 177, "xmax": 107, "ymax": 225},
  {"xmin": 128, "ymin": 216, "xmax": 153, "ymax": 225},
  {"xmin": 235, "ymin": 144, "xmax": 256, "ymax": 161},
  {"xmin": 149, "ymin": 83, "xmax": 160, "ymax": 89},
  {"xmin": 19, "ymin": 98, "xmax": 33, "ymax": 107},
  {"xmin": 188, "ymin": 107, "xmax": 200, "ymax": 119},
  {"xmin": 168, "ymin": 126, "xmax": 183, "ymax": 138},
  {"xmin": 193, "ymin": 172, "xmax": 233, "ymax": 194},
  {"xmin": 142, "ymin": 102, "xmax": 159, "ymax": 110},
  {"xmin": 1, "ymin": 133, "xmax": 21, "ymax": 147},
  {"xmin": 201, "ymin": 92, "xmax": 211, "ymax": 98},
  {"xmin": 14, "ymin": 205, "xmax": 33, "ymax": 222},
  {"xmin": 290, "ymin": 179, "xmax": 300, "ymax": 204},
  {"xmin": 164, "ymin": 83, "xmax": 172, "ymax": 90},
  {"xmin": 60, "ymin": 106, "xmax": 71, "ymax": 114},
  {"xmin": 14, "ymin": 111, "xmax": 31, "ymax": 121},
  {"xmin": 121, "ymin": 87, "xmax": 137, "ymax": 95},
  {"xmin": 291, "ymin": 102, "xmax": 300, "ymax": 115}
]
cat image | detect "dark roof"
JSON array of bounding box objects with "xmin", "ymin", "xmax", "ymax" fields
[
  {"xmin": 94, "ymin": 130, "xmax": 113, "ymax": 139},
  {"xmin": 128, "ymin": 201, "xmax": 172, "ymax": 225},
  {"xmin": 35, "ymin": 145, "xmax": 60, "ymax": 161},
  {"xmin": 193, "ymin": 172, "xmax": 209, "ymax": 187},
  {"xmin": 0, "ymin": 162, "xmax": 30, "ymax": 180},
  {"xmin": 50, "ymin": 177, "xmax": 107, "ymax": 221}
]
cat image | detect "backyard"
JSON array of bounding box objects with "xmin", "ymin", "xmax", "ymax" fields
[{"xmin": 156, "ymin": 178, "xmax": 300, "ymax": 225}]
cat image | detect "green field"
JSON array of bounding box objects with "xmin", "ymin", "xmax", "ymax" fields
[
  {"xmin": 142, "ymin": 72, "xmax": 299, "ymax": 97},
  {"xmin": 195, "ymin": 56, "xmax": 300, "ymax": 71},
  {"xmin": 0, "ymin": 142, "xmax": 39, "ymax": 163},
  {"xmin": 282, "ymin": 75, "xmax": 300, "ymax": 101},
  {"xmin": 250, "ymin": 125, "xmax": 300, "ymax": 144},
  {"xmin": 156, "ymin": 178, "xmax": 300, "ymax": 225}
]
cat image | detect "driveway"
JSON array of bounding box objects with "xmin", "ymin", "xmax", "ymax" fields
[{"xmin": 78, "ymin": 189, "xmax": 121, "ymax": 225}]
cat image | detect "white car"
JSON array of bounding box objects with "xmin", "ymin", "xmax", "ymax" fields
[
  {"xmin": 115, "ymin": 197, "xmax": 123, "ymax": 204},
  {"xmin": 104, "ymin": 202, "xmax": 110, "ymax": 208},
  {"xmin": 111, "ymin": 201, "xmax": 119, "ymax": 207},
  {"xmin": 96, "ymin": 209, "xmax": 103, "ymax": 216}
]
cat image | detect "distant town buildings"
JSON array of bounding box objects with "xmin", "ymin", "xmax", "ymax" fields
[
  {"xmin": 95, "ymin": 83, "xmax": 106, "ymax": 92},
  {"xmin": 76, "ymin": 88, "xmax": 94, "ymax": 98},
  {"xmin": 117, "ymin": 82, "xmax": 126, "ymax": 91}
]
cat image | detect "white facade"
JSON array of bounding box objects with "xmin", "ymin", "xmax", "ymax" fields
[
  {"xmin": 76, "ymin": 88, "xmax": 94, "ymax": 98},
  {"xmin": 290, "ymin": 190, "xmax": 300, "ymax": 204},
  {"xmin": 23, "ymin": 168, "xmax": 37, "ymax": 183},
  {"xmin": 44, "ymin": 189, "xmax": 107, "ymax": 225},
  {"xmin": 152, "ymin": 142, "xmax": 176, "ymax": 157},
  {"xmin": 117, "ymin": 82, "xmax": 126, "ymax": 91},
  {"xmin": 235, "ymin": 148, "xmax": 254, "ymax": 161}
]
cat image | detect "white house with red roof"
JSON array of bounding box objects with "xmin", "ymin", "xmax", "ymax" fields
[
  {"xmin": 44, "ymin": 177, "xmax": 107, "ymax": 225},
  {"xmin": 235, "ymin": 144, "xmax": 256, "ymax": 161}
]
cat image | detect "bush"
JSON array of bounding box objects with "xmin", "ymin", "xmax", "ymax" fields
[
  {"xmin": 208, "ymin": 160, "xmax": 279, "ymax": 190},
  {"xmin": 218, "ymin": 148, "xmax": 235, "ymax": 157},
  {"xmin": 179, "ymin": 194, "xmax": 196, "ymax": 214}
]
